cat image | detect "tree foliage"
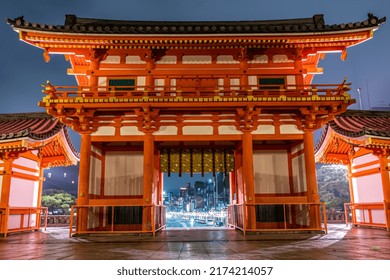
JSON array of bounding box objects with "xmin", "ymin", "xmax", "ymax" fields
[
  {"xmin": 41, "ymin": 189, "xmax": 75, "ymax": 215},
  {"xmin": 316, "ymin": 164, "xmax": 350, "ymax": 210}
]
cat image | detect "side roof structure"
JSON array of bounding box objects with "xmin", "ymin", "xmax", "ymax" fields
[
  {"xmin": 0, "ymin": 112, "xmax": 79, "ymax": 167},
  {"xmin": 315, "ymin": 110, "xmax": 390, "ymax": 164}
]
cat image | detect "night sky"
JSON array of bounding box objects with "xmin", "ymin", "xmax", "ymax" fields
[{"xmin": 1, "ymin": 1, "xmax": 389, "ymax": 193}]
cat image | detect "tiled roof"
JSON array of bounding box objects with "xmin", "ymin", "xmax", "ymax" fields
[
  {"xmin": 0, "ymin": 112, "xmax": 78, "ymax": 157},
  {"xmin": 315, "ymin": 110, "xmax": 390, "ymax": 156},
  {"xmin": 6, "ymin": 13, "xmax": 385, "ymax": 35},
  {"xmin": 329, "ymin": 110, "xmax": 390, "ymax": 138},
  {"xmin": 0, "ymin": 112, "xmax": 63, "ymax": 141}
]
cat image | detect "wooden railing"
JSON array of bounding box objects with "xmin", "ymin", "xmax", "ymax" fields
[
  {"xmin": 42, "ymin": 80, "xmax": 350, "ymax": 100},
  {"xmin": 228, "ymin": 202, "xmax": 327, "ymax": 234},
  {"xmin": 45, "ymin": 215, "xmax": 76, "ymax": 227},
  {"xmin": 0, "ymin": 206, "xmax": 48, "ymax": 238},
  {"xmin": 69, "ymin": 204, "xmax": 166, "ymax": 237},
  {"xmin": 344, "ymin": 201, "xmax": 390, "ymax": 230}
]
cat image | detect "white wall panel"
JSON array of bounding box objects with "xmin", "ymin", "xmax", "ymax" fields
[
  {"xmin": 101, "ymin": 55, "xmax": 120, "ymax": 64},
  {"xmin": 14, "ymin": 157, "xmax": 38, "ymax": 170},
  {"xmin": 156, "ymin": 55, "xmax": 177, "ymax": 64},
  {"xmin": 280, "ymin": 124, "xmax": 303, "ymax": 134},
  {"xmin": 183, "ymin": 126, "xmax": 213, "ymax": 135},
  {"xmin": 253, "ymin": 150, "xmax": 290, "ymax": 194},
  {"xmin": 92, "ymin": 126, "xmax": 115, "ymax": 136},
  {"xmin": 154, "ymin": 126, "xmax": 178, "ymax": 135},
  {"xmin": 89, "ymin": 156, "xmax": 102, "ymax": 196},
  {"xmin": 120, "ymin": 126, "xmax": 145, "ymax": 136},
  {"xmin": 248, "ymin": 55, "xmax": 268, "ymax": 64},
  {"xmin": 126, "ymin": 56, "xmax": 146, "ymax": 64},
  {"xmin": 182, "ymin": 55, "xmax": 212, "ymax": 64},
  {"xmin": 292, "ymin": 154, "xmax": 307, "ymax": 193},
  {"xmin": 9, "ymin": 178, "xmax": 38, "ymax": 207},
  {"xmin": 104, "ymin": 151, "xmax": 143, "ymax": 196},
  {"xmin": 252, "ymin": 125, "xmax": 275, "ymax": 135},
  {"xmin": 353, "ymin": 174, "xmax": 383, "ymax": 203},
  {"xmin": 216, "ymin": 55, "xmax": 239, "ymax": 64},
  {"xmin": 218, "ymin": 125, "xmax": 242, "ymax": 135}
]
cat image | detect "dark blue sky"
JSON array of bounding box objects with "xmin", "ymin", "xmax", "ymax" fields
[{"xmin": 1, "ymin": 0, "xmax": 389, "ymax": 150}]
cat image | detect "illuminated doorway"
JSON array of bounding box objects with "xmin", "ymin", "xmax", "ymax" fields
[{"xmin": 162, "ymin": 172, "xmax": 230, "ymax": 229}]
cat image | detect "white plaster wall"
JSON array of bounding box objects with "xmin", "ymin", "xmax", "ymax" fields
[
  {"xmin": 89, "ymin": 156, "xmax": 102, "ymax": 196},
  {"xmin": 14, "ymin": 157, "xmax": 38, "ymax": 170},
  {"xmin": 9, "ymin": 178, "xmax": 38, "ymax": 207},
  {"xmin": 248, "ymin": 76, "xmax": 257, "ymax": 86},
  {"xmin": 352, "ymin": 174, "xmax": 383, "ymax": 203},
  {"xmin": 182, "ymin": 55, "xmax": 212, "ymax": 64},
  {"xmin": 280, "ymin": 124, "xmax": 303, "ymax": 134},
  {"xmin": 252, "ymin": 125, "xmax": 275, "ymax": 135},
  {"xmin": 371, "ymin": 210, "xmax": 386, "ymax": 224},
  {"xmin": 120, "ymin": 126, "xmax": 145, "ymax": 136},
  {"xmin": 253, "ymin": 150, "xmax": 290, "ymax": 194},
  {"xmin": 218, "ymin": 126, "xmax": 242, "ymax": 135},
  {"xmin": 286, "ymin": 75, "xmax": 296, "ymax": 86},
  {"xmin": 154, "ymin": 78, "xmax": 165, "ymax": 90},
  {"xmin": 352, "ymin": 153, "xmax": 377, "ymax": 166},
  {"xmin": 126, "ymin": 55, "xmax": 146, "ymax": 64},
  {"xmin": 230, "ymin": 79, "xmax": 240, "ymax": 90},
  {"xmin": 183, "ymin": 126, "xmax": 213, "ymax": 135},
  {"xmin": 98, "ymin": 77, "xmax": 107, "ymax": 88},
  {"xmin": 92, "ymin": 126, "xmax": 116, "ymax": 136},
  {"xmin": 156, "ymin": 55, "xmax": 177, "ymax": 64},
  {"xmin": 248, "ymin": 55, "xmax": 268, "ymax": 64},
  {"xmin": 154, "ymin": 126, "xmax": 178, "ymax": 135},
  {"xmin": 216, "ymin": 55, "xmax": 239, "ymax": 64},
  {"xmin": 104, "ymin": 151, "xmax": 143, "ymax": 196},
  {"xmin": 355, "ymin": 209, "xmax": 386, "ymax": 225},
  {"xmin": 291, "ymin": 143, "xmax": 304, "ymax": 155},
  {"xmin": 292, "ymin": 154, "xmax": 307, "ymax": 193},
  {"xmin": 7, "ymin": 214, "xmax": 37, "ymax": 230},
  {"xmin": 273, "ymin": 55, "xmax": 293, "ymax": 63},
  {"xmin": 137, "ymin": 76, "xmax": 146, "ymax": 91},
  {"xmin": 101, "ymin": 55, "xmax": 120, "ymax": 64}
]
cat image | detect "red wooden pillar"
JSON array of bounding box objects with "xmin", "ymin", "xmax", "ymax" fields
[
  {"xmin": 0, "ymin": 154, "xmax": 16, "ymax": 233},
  {"xmin": 36, "ymin": 159, "xmax": 45, "ymax": 229},
  {"xmin": 378, "ymin": 152, "xmax": 390, "ymax": 227},
  {"xmin": 303, "ymin": 130, "xmax": 321, "ymax": 228},
  {"xmin": 143, "ymin": 132, "xmax": 154, "ymax": 231},
  {"xmin": 77, "ymin": 133, "xmax": 91, "ymax": 232},
  {"xmin": 242, "ymin": 131, "xmax": 256, "ymax": 230},
  {"xmin": 0, "ymin": 155, "xmax": 13, "ymax": 208}
]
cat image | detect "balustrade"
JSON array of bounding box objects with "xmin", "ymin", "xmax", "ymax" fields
[
  {"xmin": 228, "ymin": 202, "xmax": 327, "ymax": 234},
  {"xmin": 42, "ymin": 80, "xmax": 349, "ymax": 101}
]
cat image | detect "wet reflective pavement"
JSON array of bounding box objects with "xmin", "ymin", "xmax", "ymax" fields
[{"xmin": 0, "ymin": 224, "xmax": 389, "ymax": 260}]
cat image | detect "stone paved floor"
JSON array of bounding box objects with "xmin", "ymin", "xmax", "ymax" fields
[{"xmin": 0, "ymin": 224, "xmax": 389, "ymax": 260}]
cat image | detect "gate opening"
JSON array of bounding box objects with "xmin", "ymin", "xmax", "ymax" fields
[{"xmin": 162, "ymin": 172, "xmax": 230, "ymax": 229}]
